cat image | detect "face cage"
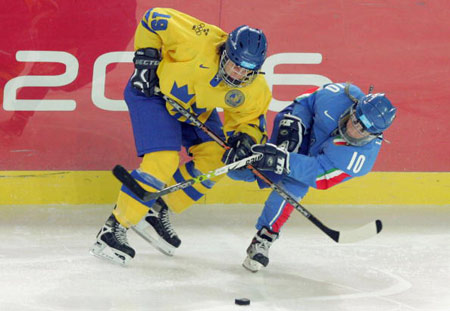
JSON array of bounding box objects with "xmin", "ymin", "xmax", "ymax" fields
[
  {"xmin": 218, "ymin": 50, "xmax": 258, "ymax": 88},
  {"xmin": 338, "ymin": 106, "xmax": 379, "ymax": 146}
]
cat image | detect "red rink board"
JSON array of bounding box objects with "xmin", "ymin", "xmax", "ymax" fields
[{"xmin": 0, "ymin": 0, "xmax": 449, "ymax": 172}]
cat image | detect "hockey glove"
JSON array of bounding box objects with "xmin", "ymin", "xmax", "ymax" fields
[
  {"xmin": 251, "ymin": 143, "xmax": 290, "ymax": 184},
  {"xmin": 130, "ymin": 48, "xmax": 160, "ymax": 97},
  {"xmin": 275, "ymin": 114, "xmax": 303, "ymax": 153},
  {"xmin": 222, "ymin": 132, "xmax": 256, "ymax": 165}
]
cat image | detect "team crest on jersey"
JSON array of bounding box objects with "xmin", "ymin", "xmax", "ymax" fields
[{"xmin": 225, "ymin": 90, "xmax": 245, "ymax": 107}]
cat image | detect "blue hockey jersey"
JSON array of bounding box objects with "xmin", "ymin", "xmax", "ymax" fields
[{"xmin": 283, "ymin": 82, "xmax": 382, "ymax": 189}]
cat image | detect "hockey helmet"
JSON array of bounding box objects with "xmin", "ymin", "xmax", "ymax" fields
[
  {"xmin": 338, "ymin": 93, "xmax": 396, "ymax": 146},
  {"xmin": 219, "ymin": 25, "xmax": 267, "ymax": 87}
]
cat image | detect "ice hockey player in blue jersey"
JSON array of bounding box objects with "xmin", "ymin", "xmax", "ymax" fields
[{"xmin": 227, "ymin": 82, "xmax": 397, "ymax": 272}]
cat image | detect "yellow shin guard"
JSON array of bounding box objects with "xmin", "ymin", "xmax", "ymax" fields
[
  {"xmin": 113, "ymin": 151, "xmax": 179, "ymax": 227},
  {"xmin": 164, "ymin": 142, "xmax": 225, "ymax": 213}
]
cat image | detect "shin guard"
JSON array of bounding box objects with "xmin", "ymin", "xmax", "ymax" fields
[
  {"xmin": 114, "ymin": 151, "xmax": 179, "ymax": 226},
  {"xmin": 164, "ymin": 142, "xmax": 224, "ymax": 213}
]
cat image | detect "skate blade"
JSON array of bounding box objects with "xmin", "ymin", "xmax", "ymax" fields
[
  {"xmin": 132, "ymin": 224, "xmax": 176, "ymax": 257},
  {"xmin": 89, "ymin": 241, "xmax": 131, "ymax": 266},
  {"xmin": 242, "ymin": 256, "xmax": 263, "ymax": 273}
]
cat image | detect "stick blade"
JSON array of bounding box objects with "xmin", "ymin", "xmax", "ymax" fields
[{"xmin": 337, "ymin": 219, "xmax": 383, "ymax": 243}]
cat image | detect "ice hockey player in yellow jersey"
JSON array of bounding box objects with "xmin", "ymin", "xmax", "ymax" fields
[{"xmin": 90, "ymin": 7, "xmax": 272, "ymax": 265}]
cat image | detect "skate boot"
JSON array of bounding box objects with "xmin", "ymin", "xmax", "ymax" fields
[
  {"xmin": 132, "ymin": 198, "xmax": 181, "ymax": 256},
  {"xmin": 242, "ymin": 227, "xmax": 278, "ymax": 272},
  {"xmin": 90, "ymin": 213, "xmax": 135, "ymax": 265}
]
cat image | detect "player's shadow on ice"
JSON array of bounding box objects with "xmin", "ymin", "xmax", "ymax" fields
[{"xmin": 133, "ymin": 252, "xmax": 343, "ymax": 301}]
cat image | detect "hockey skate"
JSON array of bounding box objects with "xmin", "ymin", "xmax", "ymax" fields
[
  {"xmin": 132, "ymin": 198, "xmax": 181, "ymax": 256},
  {"xmin": 242, "ymin": 227, "xmax": 278, "ymax": 272},
  {"xmin": 90, "ymin": 214, "xmax": 135, "ymax": 266}
]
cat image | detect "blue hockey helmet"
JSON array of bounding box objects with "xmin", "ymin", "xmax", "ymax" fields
[
  {"xmin": 338, "ymin": 93, "xmax": 396, "ymax": 146},
  {"xmin": 355, "ymin": 93, "xmax": 396, "ymax": 133},
  {"xmin": 226, "ymin": 25, "xmax": 267, "ymax": 70},
  {"xmin": 219, "ymin": 25, "xmax": 267, "ymax": 87}
]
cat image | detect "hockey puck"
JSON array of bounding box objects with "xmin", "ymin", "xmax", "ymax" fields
[{"xmin": 235, "ymin": 298, "xmax": 250, "ymax": 306}]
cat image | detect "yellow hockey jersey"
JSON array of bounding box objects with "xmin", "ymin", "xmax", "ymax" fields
[{"xmin": 134, "ymin": 7, "xmax": 271, "ymax": 143}]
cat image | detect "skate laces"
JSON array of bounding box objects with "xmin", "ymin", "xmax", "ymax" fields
[
  {"xmin": 254, "ymin": 229, "xmax": 277, "ymax": 251},
  {"xmin": 254, "ymin": 236, "xmax": 272, "ymax": 251},
  {"xmin": 160, "ymin": 208, "xmax": 177, "ymax": 238},
  {"xmin": 113, "ymin": 222, "xmax": 129, "ymax": 246}
]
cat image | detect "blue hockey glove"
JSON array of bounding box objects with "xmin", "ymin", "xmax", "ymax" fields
[
  {"xmin": 131, "ymin": 48, "xmax": 160, "ymax": 97},
  {"xmin": 222, "ymin": 132, "xmax": 256, "ymax": 165},
  {"xmin": 275, "ymin": 114, "xmax": 303, "ymax": 153}
]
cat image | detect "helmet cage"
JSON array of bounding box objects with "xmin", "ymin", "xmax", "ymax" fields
[
  {"xmin": 218, "ymin": 50, "xmax": 258, "ymax": 88},
  {"xmin": 338, "ymin": 105, "xmax": 380, "ymax": 146}
]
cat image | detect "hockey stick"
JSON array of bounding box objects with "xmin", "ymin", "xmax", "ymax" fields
[
  {"xmin": 113, "ymin": 153, "xmax": 262, "ymax": 202},
  {"xmin": 155, "ymin": 89, "xmax": 229, "ymax": 149},
  {"xmin": 156, "ymin": 90, "xmax": 382, "ymax": 243}
]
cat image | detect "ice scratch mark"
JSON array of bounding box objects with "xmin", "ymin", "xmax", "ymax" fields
[{"xmin": 302, "ymin": 268, "xmax": 417, "ymax": 310}]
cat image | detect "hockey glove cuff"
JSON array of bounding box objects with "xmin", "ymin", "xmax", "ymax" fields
[
  {"xmin": 131, "ymin": 48, "xmax": 160, "ymax": 97},
  {"xmin": 275, "ymin": 114, "xmax": 303, "ymax": 153}
]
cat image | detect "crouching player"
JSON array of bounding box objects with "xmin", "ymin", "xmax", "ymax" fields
[
  {"xmin": 89, "ymin": 7, "xmax": 271, "ymax": 265},
  {"xmin": 227, "ymin": 82, "xmax": 397, "ymax": 272}
]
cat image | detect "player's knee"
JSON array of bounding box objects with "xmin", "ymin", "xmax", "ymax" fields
[
  {"xmin": 189, "ymin": 141, "xmax": 224, "ymax": 172},
  {"xmin": 140, "ymin": 150, "xmax": 180, "ymax": 185}
]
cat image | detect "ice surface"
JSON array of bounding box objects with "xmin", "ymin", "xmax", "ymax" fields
[{"xmin": 0, "ymin": 204, "xmax": 449, "ymax": 311}]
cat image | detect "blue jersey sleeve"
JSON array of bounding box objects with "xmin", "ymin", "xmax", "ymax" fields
[
  {"xmin": 291, "ymin": 92, "xmax": 317, "ymax": 131},
  {"xmin": 268, "ymin": 91, "xmax": 317, "ymax": 148}
]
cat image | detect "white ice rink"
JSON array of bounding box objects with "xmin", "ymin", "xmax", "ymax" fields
[{"xmin": 0, "ymin": 204, "xmax": 449, "ymax": 311}]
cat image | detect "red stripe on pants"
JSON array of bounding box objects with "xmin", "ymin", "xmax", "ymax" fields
[{"xmin": 272, "ymin": 203, "xmax": 295, "ymax": 232}]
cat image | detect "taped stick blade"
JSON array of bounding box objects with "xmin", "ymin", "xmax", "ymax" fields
[{"xmin": 337, "ymin": 220, "xmax": 383, "ymax": 243}]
